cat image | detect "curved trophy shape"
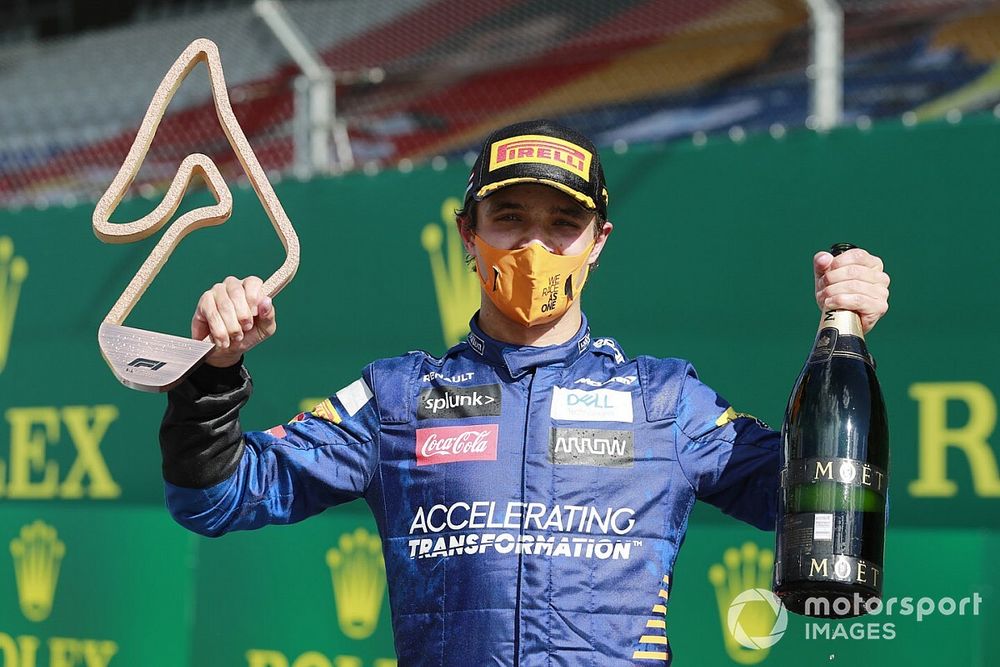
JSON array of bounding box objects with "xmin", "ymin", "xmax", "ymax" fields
[{"xmin": 93, "ymin": 38, "xmax": 300, "ymax": 392}]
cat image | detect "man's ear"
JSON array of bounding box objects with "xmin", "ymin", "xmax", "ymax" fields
[
  {"xmin": 588, "ymin": 220, "xmax": 614, "ymax": 265},
  {"xmin": 456, "ymin": 215, "xmax": 476, "ymax": 256}
]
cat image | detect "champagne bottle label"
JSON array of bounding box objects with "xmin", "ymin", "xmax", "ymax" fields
[
  {"xmin": 821, "ymin": 309, "xmax": 864, "ymax": 337},
  {"xmin": 782, "ymin": 457, "xmax": 888, "ymax": 496},
  {"xmin": 779, "ymin": 512, "xmax": 884, "ymax": 589},
  {"xmin": 811, "ymin": 311, "xmax": 872, "ymax": 366},
  {"xmin": 808, "ymin": 329, "xmax": 838, "ymax": 363},
  {"xmin": 776, "ymin": 550, "xmax": 883, "ymax": 590}
]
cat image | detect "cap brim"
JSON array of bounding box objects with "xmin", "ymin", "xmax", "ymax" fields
[{"xmin": 475, "ymin": 177, "xmax": 597, "ymax": 211}]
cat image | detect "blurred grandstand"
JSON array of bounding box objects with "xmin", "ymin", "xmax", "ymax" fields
[{"xmin": 1, "ymin": 0, "xmax": 1000, "ymax": 209}]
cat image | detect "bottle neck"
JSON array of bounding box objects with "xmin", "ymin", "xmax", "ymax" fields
[{"xmin": 819, "ymin": 310, "xmax": 865, "ymax": 339}]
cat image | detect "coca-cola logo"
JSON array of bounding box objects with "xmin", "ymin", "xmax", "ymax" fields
[{"xmin": 415, "ymin": 424, "xmax": 499, "ymax": 466}]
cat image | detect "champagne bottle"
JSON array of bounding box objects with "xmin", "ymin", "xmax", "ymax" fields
[{"xmin": 772, "ymin": 243, "xmax": 889, "ymax": 618}]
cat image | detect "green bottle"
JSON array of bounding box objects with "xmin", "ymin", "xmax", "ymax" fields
[{"xmin": 772, "ymin": 243, "xmax": 889, "ymax": 618}]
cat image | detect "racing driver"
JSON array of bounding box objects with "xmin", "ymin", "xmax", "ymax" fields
[{"xmin": 159, "ymin": 119, "xmax": 891, "ymax": 665}]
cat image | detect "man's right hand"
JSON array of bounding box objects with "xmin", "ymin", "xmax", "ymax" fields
[{"xmin": 193, "ymin": 275, "xmax": 276, "ymax": 368}]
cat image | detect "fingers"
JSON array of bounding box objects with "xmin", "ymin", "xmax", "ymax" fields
[
  {"xmin": 225, "ymin": 276, "xmax": 254, "ymax": 333},
  {"xmin": 813, "ymin": 246, "xmax": 891, "ymax": 333},
  {"xmin": 213, "ymin": 280, "xmax": 245, "ymax": 346},
  {"xmin": 829, "ymin": 247, "xmax": 884, "ymax": 272},
  {"xmin": 192, "ymin": 276, "xmax": 272, "ymax": 351},
  {"xmin": 817, "ymin": 279, "xmax": 889, "ymax": 312},
  {"xmin": 817, "ymin": 262, "xmax": 890, "ymax": 290},
  {"xmin": 194, "ymin": 289, "xmax": 231, "ymax": 348},
  {"xmin": 816, "ymin": 247, "xmax": 888, "ymax": 287},
  {"xmin": 243, "ymin": 275, "xmax": 264, "ymax": 317}
]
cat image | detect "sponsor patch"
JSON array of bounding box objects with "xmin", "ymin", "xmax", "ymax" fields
[
  {"xmin": 488, "ymin": 134, "xmax": 592, "ymax": 181},
  {"xmin": 336, "ymin": 378, "xmax": 373, "ymax": 417},
  {"xmin": 418, "ymin": 384, "xmax": 502, "ymax": 420},
  {"xmin": 310, "ymin": 398, "xmax": 342, "ymax": 424},
  {"xmin": 415, "ymin": 424, "xmax": 499, "ymax": 466},
  {"xmin": 574, "ymin": 375, "xmax": 637, "ymax": 387},
  {"xmin": 715, "ymin": 406, "xmax": 770, "ymax": 430},
  {"xmin": 550, "ymin": 387, "xmax": 633, "ymax": 422},
  {"xmin": 592, "ymin": 338, "xmax": 626, "ymax": 364},
  {"xmin": 265, "ymin": 424, "xmax": 287, "ymax": 438},
  {"xmin": 468, "ymin": 332, "xmax": 485, "ymax": 355},
  {"xmin": 549, "ymin": 427, "xmax": 634, "ymax": 467},
  {"xmin": 406, "ymin": 500, "xmax": 638, "ymax": 561},
  {"xmin": 422, "ymin": 371, "xmax": 475, "ymax": 384}
]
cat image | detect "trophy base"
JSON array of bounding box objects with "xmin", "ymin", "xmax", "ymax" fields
[{"xmin": 98, "ymin": 322, "xmax": 215, "ymax": 392}]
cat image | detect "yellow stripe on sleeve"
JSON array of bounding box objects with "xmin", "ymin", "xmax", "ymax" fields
[{"xmin": 632, "ymin": 650, "xmax": 669, "ymax": 661}]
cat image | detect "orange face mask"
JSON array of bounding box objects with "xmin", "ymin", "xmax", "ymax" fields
[{"xmin": 473, "ymin": 235, "xmax": 595, "ymax": 327}]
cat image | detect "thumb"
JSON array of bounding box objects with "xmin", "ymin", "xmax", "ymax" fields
[{"xmin": 813, "ymin": 251, "xmax": 834, "ymax": 280}]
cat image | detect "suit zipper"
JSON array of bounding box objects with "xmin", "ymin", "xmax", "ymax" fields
[{"xmin": 512, "ymin": 370, "xmax": 535, "ymax": 666}]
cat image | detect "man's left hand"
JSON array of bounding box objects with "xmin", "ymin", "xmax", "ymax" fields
[{"xmin": 813, "ymin": 247, "xmax": 890, "ymax": 334}]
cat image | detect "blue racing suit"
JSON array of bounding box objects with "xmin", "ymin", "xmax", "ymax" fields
[{"xmin": 160, "ymin": 314, "xmax": 780, "ymax": 666}]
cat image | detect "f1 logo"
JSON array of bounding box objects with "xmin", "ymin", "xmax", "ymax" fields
[{"xmin": 126, "ymin": 358, "xmax": 166, "ymax": 371}]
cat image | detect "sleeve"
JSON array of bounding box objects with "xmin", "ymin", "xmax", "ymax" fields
[
  {"xmin": 159, "ymin": 359, "xmax": 380, "ymax": 537},
  {"xmin": 672, "ymin": 364, "xmax": 781, "ymax": 531}
]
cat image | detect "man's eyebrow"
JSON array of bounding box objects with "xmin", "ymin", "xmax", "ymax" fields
[
  {"xmin": 488, "ymin": 200, "xmax": 527, "ymax": 212},
  {"xmin": 551, "ymin": 205, "xmax": 587, "ymax": 218}
]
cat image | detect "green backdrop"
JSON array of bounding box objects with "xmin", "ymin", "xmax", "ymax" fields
[{"xmin": 0, "ymin": 117, "xmax": 997, "ymax": 665}]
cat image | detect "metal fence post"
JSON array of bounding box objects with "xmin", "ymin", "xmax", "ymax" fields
[{"xmin": 805, "ymin": 0, "xmax": 844, "ymax": 131}]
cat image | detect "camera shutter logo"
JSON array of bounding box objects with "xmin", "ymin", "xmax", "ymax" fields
[{"xmin": 727, "ymin": 588, "xmax": 788, "ymax": 650}]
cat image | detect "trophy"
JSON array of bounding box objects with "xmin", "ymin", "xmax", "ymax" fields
[{"xmin": 93, "ymin": 38, "xmax": 299, "ymax": 392}]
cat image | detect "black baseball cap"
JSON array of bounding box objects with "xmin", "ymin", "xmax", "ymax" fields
[{"xmin": 463, "ymin": 119, "xmax": 609, "ymax": 218}]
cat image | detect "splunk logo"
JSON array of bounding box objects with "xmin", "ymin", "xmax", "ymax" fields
[{"xmin": 417, "ymin": 384, "xmax": 501, "ymax": 420}]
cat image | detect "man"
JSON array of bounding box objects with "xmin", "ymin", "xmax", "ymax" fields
[{"xmin": 160, "ymin": 120, "xmax": 890, "ymax": 665}]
